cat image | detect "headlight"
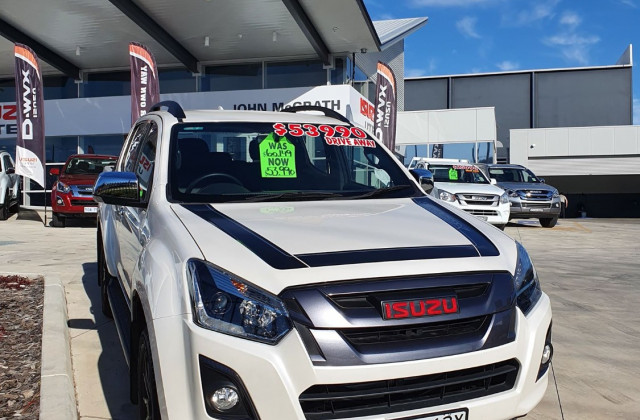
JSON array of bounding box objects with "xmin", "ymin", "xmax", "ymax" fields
[
  {"xmin": 57, "ymin": 181, "xmax": 71, "ymax": 193},
  {"xmin": 506, "ymin": 189, "xmax": 519, "ymax": 198},
  {"xmin": 438, "ymin": 189, "xmax": 457, "ymax": 202},
  {"xmin": 514, "ymin": 242, "xmax": 542, "ymax": 315},
  {"xmin": 187, "ymin": 260, "xmax": 291, "ymax": 344},
  {"xmin": 552, "ymin": 191, "xmax": 560, "ymax": 198},
  {"xmin": 500, "ymin": 192, "xmax": 509, "ymax": 204}
]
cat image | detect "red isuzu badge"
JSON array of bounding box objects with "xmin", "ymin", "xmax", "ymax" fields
[{"xmin": 381, "ymin": 297, "xmax": 459, "ymax": 320}]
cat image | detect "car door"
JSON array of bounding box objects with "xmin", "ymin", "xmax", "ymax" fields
[{"xmin": 115, "ymin": 120, "xmax": 158, "ymax": 301}]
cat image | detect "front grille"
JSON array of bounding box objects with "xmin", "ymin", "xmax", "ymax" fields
[
  {"xmin": 70, "ymin": 199, "xmax": 95, "ymax": 206},
  {"xmin": 464, "ymin": 209, "xmax": 498, "ymax": 216},
  {"xmin": 518, "ymin": 190, "xmax": 553, "ymax": 200},
  {"xmin": 457, "ymin": 193, "xmax": 498, "ymax": 206},
  {"xmin": 341, "ymin": 315, "xmax": 489, "ymax": 347},
  {"xmin": 330, "ymin": 284, "xmax": 488, "ymax": 309},
  {"xmin": 299, "ymin": 359, "xmax": 519, "ymax": 419},
  {"xmin": 524, "ymin": 202, "xmax": 551, "ymax": 209}
]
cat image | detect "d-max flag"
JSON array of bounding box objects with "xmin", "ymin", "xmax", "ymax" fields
[
  {"xmin": 14, "ymin": 43, "xmax": 45, "ymax": 188},
  {"xmin": 129, "ymin": 42, "xmax": 160, "ymax": 124},
  {"xmin": 373, "ymin": 61, "xmax": 398, "ymax": 152}
]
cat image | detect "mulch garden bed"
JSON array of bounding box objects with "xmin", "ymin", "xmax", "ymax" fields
[{"xmin": 0, "ymin": 275, "xmax": 44, "ymax": 419}]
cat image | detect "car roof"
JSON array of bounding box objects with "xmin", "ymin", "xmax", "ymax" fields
[{"xmin": 488, "ymin": 164, "xmax": 525, "ymax": 169}]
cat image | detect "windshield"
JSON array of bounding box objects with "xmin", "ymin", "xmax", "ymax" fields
[
  {"xmin": 430, "ymin": 164, "xmax": 489, "ymax": 184},
  {"xmin": 489, "ymin": 167, "xmax": 540, "ymax": 183},
  {"xmin": 168, "ymin": 122, "xmax": 421, "ymax": 203},
  {"xmin": 64, "ymin": 157, "xmax": 117, "ymax": 175}
]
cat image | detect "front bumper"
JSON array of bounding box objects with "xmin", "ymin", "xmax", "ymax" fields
[
  {"xmin": 455, "ymin": 202, "xmax": 510, "ymax": 226},
  {"xmin": 51, "ymin": 190, "xmax": 98, "ymax": 216},
  {"xmin": 152, "ymin": 293, "xmax": 552, "ymax": 420},
  {"xmin": 509, "ymin": 198, "xmax": 561, "ymax": 219}
]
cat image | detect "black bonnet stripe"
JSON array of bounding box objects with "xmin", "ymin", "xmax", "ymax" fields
[
  {"xmin": 412, "ymin": 197, "xmax": 500, "ymax": 257},
  {"xmin": 183, "ymin": 204, "xmax": 307, "ymax": 270},
  {"xmin": 183, "ymin": 201, "xmax": 496, "ymax": 270}
]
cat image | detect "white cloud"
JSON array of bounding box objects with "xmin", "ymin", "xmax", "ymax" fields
[
  {"xmin": 560, "ymin": 11, "xmax": 581, "ymax": 28},
  {"xmin": 410, "ymin": 0, "xmax": 495, "ymax": 7},
  {"xmin": 406, "ymin": 68, "xmax": 428, "ymax": 77},
  {"xmin": 619, "ymin": 0, "xmax": 638, "ymax": 8},
  {"xmin": 456, "ymin": 16, "xmax": 481, "ymax": 38},
  {"xmin": 634, "ymin": 98, "xmax": 640, "ymax": 125},
  {"xmin": 543, "ymin": 33, "xmax": 600, "ymax": 64},
  {"xmin": 496, "ymin": 61, "xmax": 519, "ymax": 71},
  {"xmin": 511, "ymin": 0, "xmax": 560, "ymax": 26}
]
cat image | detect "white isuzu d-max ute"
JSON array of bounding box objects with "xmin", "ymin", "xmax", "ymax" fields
[{"xmin": 94, "ymin": 102, "xmax": 552, "ymax": 420}]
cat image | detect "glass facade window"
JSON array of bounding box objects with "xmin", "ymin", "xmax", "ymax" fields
[
  {"xmin": 43, "ymin": 75, "xmax": 78, "ymax": 99},
  {"xmin": 201, "ymin": 63, "xmax": 263, "ymax": 91},
  {"xmin": 80, "ymin": 135, "xmax": 126, "ymax": 157},
  {"xmin": 330, "ymin": 57, "xmax": 347, "ymax": 85},
  {"xmin": 0, "ymin": 139, "xmax": 16, "ymax": 160},
  {"xmin": 46, "ymin": 136, "xmax": 79, "ymax": 163},
  {"xmin": 476, "ymin": 142, "xmax": 495, "ymax": 164},
  {"xmin": 265, "ymin": 60, "xmax": 326, "ymax": 89},
  {"xmin": 159, "ymin": 68, "xmax": 197, "ymax": 93},
  {"xmin": 82, "ymin": 71, "xmax": 130, "ymax": 97},
  {"xmin": 0, "ymin": 79, "xmax": 17, "ymax": 102}
]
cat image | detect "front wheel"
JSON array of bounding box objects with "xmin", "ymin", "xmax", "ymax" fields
[
  {"xmin": 138, "ymin": 329, "xmax": 161, "ymax": 420},
  {"xmin": 52, "ymin": 212, "xmax": 65, "ymax": 227},
  {"xmin": 539, "ymin": 216, "xmax": 558, "ymax": 228}
]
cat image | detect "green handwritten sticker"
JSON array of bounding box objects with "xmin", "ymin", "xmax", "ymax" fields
[
  {"xmin": 259, "ymin": 133, "xmax": 297, "ymax": 178},
  {"xmin": 448, "ymin": 167, "xmax": 459, "ymax": 181}
]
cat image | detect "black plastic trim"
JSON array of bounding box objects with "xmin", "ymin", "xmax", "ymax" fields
[
  {"xmin": 182, "ymin": 204, "xmax": 307, "ymax": 270},
  {"xmin": 150, "ymin": 100, "xmax": 186, "ymax": 121},
  {"xmin": 412, "ymin": 197, "xmax": 500, "ymax": 256},
  {"xmin": 280, "ymin": 0, "xmax": 330, "ymax": 64},
  {"xmin": 280, "ymin": 105, "xmax": 351, "ymax": 124}
]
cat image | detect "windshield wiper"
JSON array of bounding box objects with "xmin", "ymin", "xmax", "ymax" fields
[
  {"xmin": 349, "ymin": 185, "xmax": 413, "ymax": 199},
  {"xmin": 241, "ymin": 191, "xmax": 344, "ymax": 202}
]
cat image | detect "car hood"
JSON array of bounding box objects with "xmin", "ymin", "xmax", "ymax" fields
[
  {"xmin": 434, "ymin": 182, "xmax": 505, "ymax": 195},
  {"xmin": 171, "ymin": 197, "xmax": 517, "ymax": 293},
  {"xmin": 497, "ymin": 182, "xmax": 557, "ymax": 193},
  {"xmin": 58, "ymin": 173, "xmax": 100, "ymax": 185}
]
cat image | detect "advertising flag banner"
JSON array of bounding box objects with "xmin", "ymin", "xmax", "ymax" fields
[
  {"xmin": 14, "ymin": 43, "xmax": 45, "ymax": 188},
  {"xmin": 373, "ymin": 61, "xmax": 398, "ymax": 152},
  {"xmin": 129, "ymin": 42, "xmax": 160, "ymax": 124}
]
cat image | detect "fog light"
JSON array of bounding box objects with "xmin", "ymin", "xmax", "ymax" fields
[
  {"xmin": 541, "ymin": 343, "xmax": 553, "ymax": 365},
  {"xmin": 211, "ymin": 387, "xmax": 239, "ymax": 411},
  {"xmin": 56, "ymin": 196, "xmax": 64, "ymax": 206}
]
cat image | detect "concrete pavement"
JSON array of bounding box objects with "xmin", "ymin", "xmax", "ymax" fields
[{"xmin": 1, "ymin": 208, "xmax": 639, "ymax": 419}]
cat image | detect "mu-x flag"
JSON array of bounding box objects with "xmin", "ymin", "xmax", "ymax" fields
[
  {"xmin": 14, "ymin": 43, "xmax": 45, "ymax": 188},
  {"xmin": 129, "ymin": 42, "xmax": 160, "ymax": 124},
  {"xmin": 373, "ymin": 61, "xmax": 398, "ymax": 152}
]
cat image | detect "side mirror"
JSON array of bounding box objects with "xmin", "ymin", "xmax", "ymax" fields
[
  {"xmin": 409, "ymin": 168, "xmax": 434, "ymax": 194},
  {"xmin": 49, "ymin": 167, "xmax": 60, "ymax": 176},
  {"xmin": 93, "ymin": 171, "xmax": 145, "ymax": 207},
  {"xmin": 6, "ymin": 167, "xmax": 15, "ymax": 175},
  {"xmin": 539, "ymin": 178, "xmax": 546, "ymax": 184},
  {"xmin": 490, "ymin": 178, "xmax": 497, "ymax": 185}
]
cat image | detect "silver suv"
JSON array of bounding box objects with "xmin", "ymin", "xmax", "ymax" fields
[{"xmin": 488, "ymin": 164, "xmax": 561, "ymax": 228}]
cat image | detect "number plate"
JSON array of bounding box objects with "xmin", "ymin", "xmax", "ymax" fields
[
  {"xmin": 475, "ymin": 216, "xmax": 488, "ymax": 221},
  {"xmin": 84, "ymin": 207, "xmax": 98, "ymax": 213},
  {"xmin": 530, "ymin": 208, "xmax": 544, "ymax": 212},
  {"xmin": 394, "ymin": 408, "xmax": 468, "ymax": 420}
]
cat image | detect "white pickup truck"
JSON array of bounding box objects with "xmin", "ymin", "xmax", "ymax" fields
[
  {"xmin": 0, "ymin": 151, "xmax": 20, "ymax": 220},
  {"xmin": 94, "ymin": 102, "xmax": 552, "ymax": 420},
  {"xmin": 409, "ymin": 158, "xmax": 510, "ymax": 230}
]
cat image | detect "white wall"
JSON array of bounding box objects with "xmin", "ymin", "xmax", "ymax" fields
[{"xmin": 510, "ymin": 125, "xmax": 640, "ymax": 176}]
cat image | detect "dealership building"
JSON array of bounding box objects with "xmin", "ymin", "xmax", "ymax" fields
[{"xmin": 0, "ymin": 0, "xmax": 637, "ymax": 217}]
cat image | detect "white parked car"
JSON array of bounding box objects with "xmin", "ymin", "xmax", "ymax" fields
[
  {"xmin": 94, "ymin": 102, "xmax": 552, "ymax": 420},
  {"xmin": 0, "ymin": 151, "xmax": 20, "ymax": 220},
  {"xmin": 411, "ymin": 158, "xmax": 510, "ymax": 230}
]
